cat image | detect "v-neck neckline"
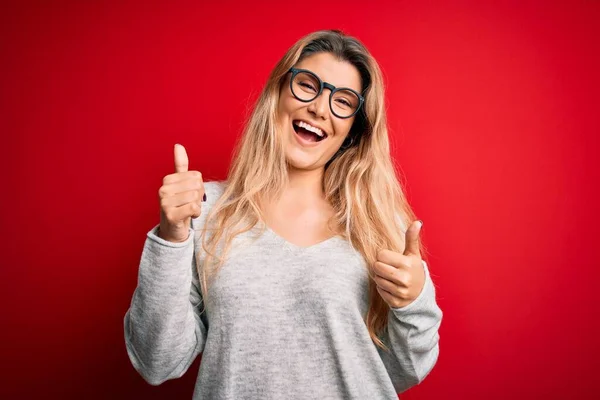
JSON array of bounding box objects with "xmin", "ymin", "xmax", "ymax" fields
[{"xmin": 262, "ymin": 223, "xmax": 341, "ymax": 252}]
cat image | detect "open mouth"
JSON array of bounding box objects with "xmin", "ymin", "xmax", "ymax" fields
[{"xmin": 292, "ymin": 120, "xmax": 328, "ymax": 143}]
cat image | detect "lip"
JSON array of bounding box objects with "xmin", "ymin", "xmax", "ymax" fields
[
  {"xmin": 293, "ymin": 119, "xmax": 329, "ymax": 138},
  {"xmin": 292, "ymin": 121, "xmax": 326, "ymax": 148}
]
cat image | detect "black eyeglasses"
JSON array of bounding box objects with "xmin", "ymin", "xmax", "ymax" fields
[{"xmin": 288, "ymin": 67, "xmax": 364, "ymax": 119}]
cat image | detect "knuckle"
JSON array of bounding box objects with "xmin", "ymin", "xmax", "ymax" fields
[{"xmin": 398, "ymin": 273, "xmax": 408, "ymax": 286}]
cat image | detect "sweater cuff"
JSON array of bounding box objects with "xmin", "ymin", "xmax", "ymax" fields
[
  {"xmin": 139, "ymin": 224, "xmax": 195, "ymax": 283},
  {"xmin": 147, "ymin": 224, "xmax": 195, "ymax": 248},
  {"xmin": 389, "ymin": 260, "xmax": 435, "ymax": 316}
]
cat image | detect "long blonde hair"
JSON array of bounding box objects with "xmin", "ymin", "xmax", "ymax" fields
[{"xmin": 196, "ymin": 30, "xmax": 425, "ymax": 352}]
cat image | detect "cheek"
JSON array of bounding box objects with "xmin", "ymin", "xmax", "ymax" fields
[
  {"xmin": 278, "ymin": 93, "xmax": 298, "ymax": 119},
  {"xmin": 276, "ymin": 100, "xmax": 290, "ymax": 128},
  {"xmin": 333, "ymin": 120, "xmax": 354, "ymax": 141}
]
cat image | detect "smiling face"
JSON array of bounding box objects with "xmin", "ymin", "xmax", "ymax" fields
[{"xmin": 277, "ymin": 52, "xmax": 362, "ymax": 171}]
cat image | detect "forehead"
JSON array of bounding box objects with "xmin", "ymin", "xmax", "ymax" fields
[{"xmin": 294, "ymin": 52, "xmax": 362, "ymax": 93}]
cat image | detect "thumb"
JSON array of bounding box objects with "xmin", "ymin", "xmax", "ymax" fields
[
  {"xmin": 403, "ymin": 220, "xmax": 423, "ymax": 257},
  {"xmin": 174, "ymin": 143, "xmax": 189, "ymax": 173}
]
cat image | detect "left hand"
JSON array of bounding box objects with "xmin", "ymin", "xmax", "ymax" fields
[{"xmin": 374, "ymin": 220, "xmax": 426, "ymax": 309}]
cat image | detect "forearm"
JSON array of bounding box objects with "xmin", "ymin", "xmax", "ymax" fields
[
  {"xmin": 377, "ymin": 260, "xmax": 443, "ymax": 393},
  {"xmin": 124, "ymin": 225, "xmax": 205, "ymax": 385}
]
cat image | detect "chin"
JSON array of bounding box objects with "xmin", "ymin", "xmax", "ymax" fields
[{"xmin": 284, "ymin": 147, "xmax": 321, "ymax": 170}]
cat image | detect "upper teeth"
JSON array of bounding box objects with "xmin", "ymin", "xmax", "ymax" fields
[{"xmin": 296, "ymin": 121, "xmax": 325, "ymax": 137}]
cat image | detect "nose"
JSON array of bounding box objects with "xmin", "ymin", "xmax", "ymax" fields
[{"xmin": 307, "ymin": 90, "xmax": 330, "ymax": 120}]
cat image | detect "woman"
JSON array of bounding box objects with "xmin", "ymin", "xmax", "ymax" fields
[{"xmin": 124, "ymin": 29, "xmax": 443, "ymax": 399}]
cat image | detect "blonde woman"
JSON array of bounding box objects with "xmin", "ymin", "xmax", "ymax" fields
[{"xmin": 124, "ymin": 30, "xmax": 443, "ymax": 399}]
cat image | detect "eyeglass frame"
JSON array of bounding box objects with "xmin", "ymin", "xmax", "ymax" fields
[{"xmin": 287, "ymin": 67, "xmax": 365, "ymax": 119}]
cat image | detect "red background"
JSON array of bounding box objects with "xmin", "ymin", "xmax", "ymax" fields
[{"xmin": 1, "ymin": 0, "xmax": 598, "ymax": 399}]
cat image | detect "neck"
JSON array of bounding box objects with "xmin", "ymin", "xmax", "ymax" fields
[{"xmin": 284, "ymin": 165, "xmax": 325, "ymax": 204}]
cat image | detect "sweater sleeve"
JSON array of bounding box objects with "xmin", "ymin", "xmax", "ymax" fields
[
  {"xmin": 123, "ymin": 181, "xmax": 223, "ymax": 385},
  {"xmin": 376, "ymin": 260, "xmax": 443, "ymax": 394}
]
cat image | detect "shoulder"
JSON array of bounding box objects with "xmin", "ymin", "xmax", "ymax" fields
[
  {"xmin": 204, "ymin": 180, "xmax": 228, "ymax": 204},
  {"xmin": 191, "ymin": 180, "xmax": 228, "ymax": 231}
]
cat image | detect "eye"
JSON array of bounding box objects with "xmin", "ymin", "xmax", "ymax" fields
[
  {"xmin": 334, "ymin": 97, "xmax": 352, "ymax": 108},
  {"xmin": 299, "ymin": 81, "xmax": 317, "ymax": 92}
]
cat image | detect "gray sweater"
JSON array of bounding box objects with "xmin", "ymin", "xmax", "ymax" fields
[{"xmin": 124, "ymin": 181, "xmax": 443, "ymax": 399}]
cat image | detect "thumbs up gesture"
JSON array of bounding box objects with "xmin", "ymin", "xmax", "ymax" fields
[
  {"xmin": 374, "ymin": 220, "xmax": 426, "ymax": 309},
  {"xmin": 157, "ymin": 144, "xmax": 206, "ymax": 243}
]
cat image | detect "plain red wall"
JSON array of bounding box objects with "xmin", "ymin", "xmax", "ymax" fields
[{"xmin": 1, "ymin": 0, "xmax": 598, "ymax": 398}]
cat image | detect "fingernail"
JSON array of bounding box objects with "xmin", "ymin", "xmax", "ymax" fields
[{"xmin": 202, "ymin": 193, "xmax": 207, "ymax": 202}]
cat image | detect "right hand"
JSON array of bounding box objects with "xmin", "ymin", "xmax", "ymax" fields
[{"xmin": 157, "ymin": 144, "xmax": 206, "ymax": 243}]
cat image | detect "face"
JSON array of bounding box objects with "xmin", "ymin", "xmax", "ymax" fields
[{"xmin": 277, "ymin": 52, "xmax": 362, "ymax": 171}]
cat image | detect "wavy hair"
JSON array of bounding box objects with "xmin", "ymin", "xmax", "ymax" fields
[{"xmin": 196, "ymin": 30, "xmax": 425, "ymax": 352}]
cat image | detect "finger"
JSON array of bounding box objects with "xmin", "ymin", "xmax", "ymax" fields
[
  {"xmin": 403, "ymin": 220, "xmax": 423, "ymax": 257},
  {"xmin": 181, "ymin": 201, "xmax": 201, "ymax": 219},
  {"xmin": 374, "ymin": 274, "xmax": 408, "ymax": 296},
  {"xmin": 163, "ymin": 170, "xmax": 202, "ymax": 186},
  {"xmin": 160, "ymin": 190, "xmax": 202, "ymax": 208},
  {"xmin": 376, "ymin": 286, "xmax": 397, "ymax": 306},
  {"xmin": 373, "ymin": 261, "xmax": 409, "ymax": 287},
  {"xmin": 376, "ymin": 249, "xmax": 410, "ymax": 270},
  {"xmin": 159, "ymin": 178, "xmax": 204, "ymax": 198},
  {"xmin": 168, "ymin": 202, "xmax": 201, "ymax": 221},
  {"xmin": 174, "ymin": 143, "xmax": 189, "ymax": 173}
]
